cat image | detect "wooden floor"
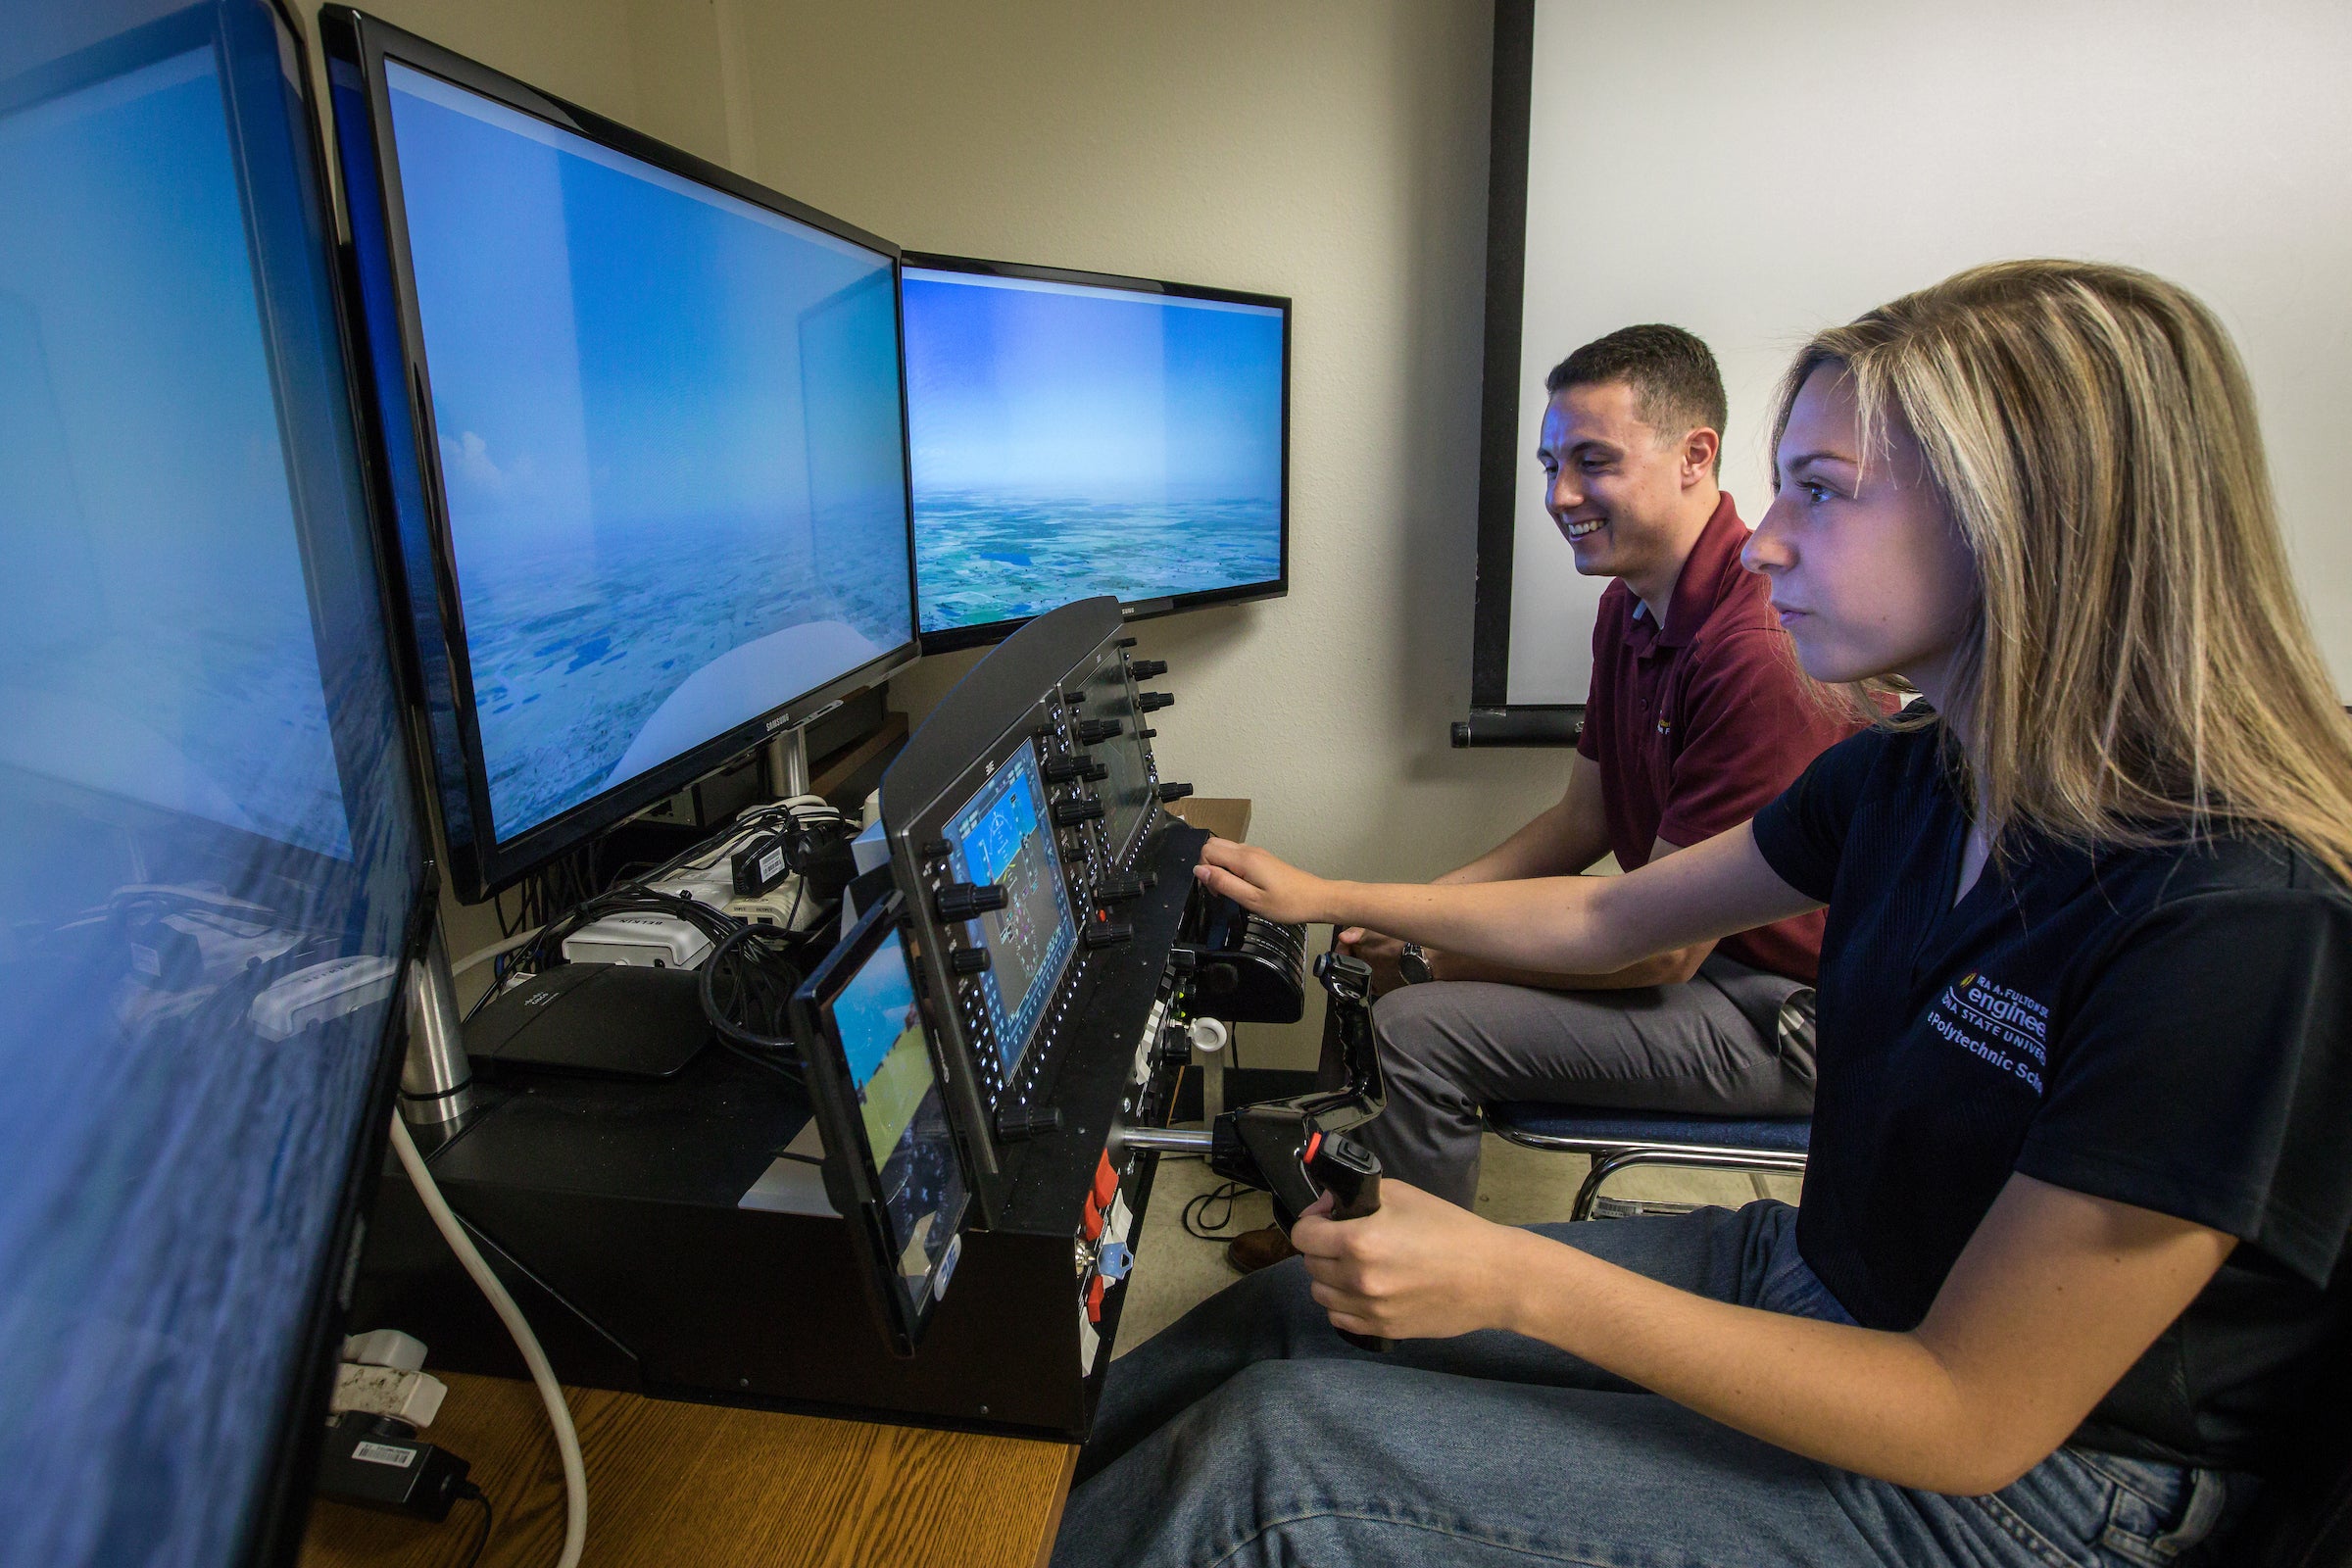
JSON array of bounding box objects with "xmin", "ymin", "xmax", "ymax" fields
[{"xmin": 302, "ymin": 1372, "xmax": 1077, "ymax": 1568}]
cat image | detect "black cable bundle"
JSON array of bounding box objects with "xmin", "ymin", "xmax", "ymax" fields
[{"xmin": 698, "ymin": 922, "xmax": 808, "ymax": 1085}]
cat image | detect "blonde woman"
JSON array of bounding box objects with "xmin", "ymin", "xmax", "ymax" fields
[{"xmin": 1052, "ymin": 261, "xmax": 2352, "ymax": 1568}]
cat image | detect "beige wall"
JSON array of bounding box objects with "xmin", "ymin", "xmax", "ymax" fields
[{"xmin": 300, "ymin": 0, "xmax": 1566, "ymax": 1060}]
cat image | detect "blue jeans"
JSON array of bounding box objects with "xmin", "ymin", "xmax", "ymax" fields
[{"xmin": 1055, "ymin": 1202, "xmax": 2251, "ymax": 1568}]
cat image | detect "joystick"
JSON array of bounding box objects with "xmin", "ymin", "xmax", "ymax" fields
[{"xmin": 1125, "ymin": 948, "xmax": 1397, "ymax": 1350}]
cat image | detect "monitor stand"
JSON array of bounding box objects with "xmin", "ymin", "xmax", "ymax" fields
[{"xmin": 765, "ymin": 718, "xmax": 815, "ymax": 798}]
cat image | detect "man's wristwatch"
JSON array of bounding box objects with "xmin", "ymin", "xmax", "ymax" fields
[{"xmin": 1397, "ymin": 943, "xmax": 1435, "ymax": 986}]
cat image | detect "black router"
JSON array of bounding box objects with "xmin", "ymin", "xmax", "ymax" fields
[{"xmin": 465, "ymin": 962, "xmax": 710, "ymax": 1080}]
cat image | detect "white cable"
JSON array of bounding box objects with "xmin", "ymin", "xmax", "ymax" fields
[
  {"xmin": 390, "ymin": 1114, "xmax": 587, "ymax": 1568},
  {"xmin": 449, "ymin": 928, "xmax": 540, "ymax": 980}
]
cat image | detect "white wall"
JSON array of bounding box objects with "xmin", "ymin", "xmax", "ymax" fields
[
  {"xmin": 300, "ymin": 0, "xmax": 1565, "ymax": 1059},
  {"xmin": 1505, "ymin": 0, "xmax": 2352, "ymax": 705}
]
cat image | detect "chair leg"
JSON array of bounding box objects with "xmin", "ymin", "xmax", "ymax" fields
[{"xmin": 1572, "ymin": 1149, "xmax": 1636, "ymax": 1221}]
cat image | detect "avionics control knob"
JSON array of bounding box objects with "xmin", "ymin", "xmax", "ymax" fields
[
  {"xmin": 1076, "ymin": 718, "xmax": 1123, "ymax": 744},
  {"xmin": 1053, "ymin": 797, "xmax": 1105, "ymax": 827},
  {"xmin": 919, "ymin": 837, "xmax": 952, "ymax": 861},
  {"xmin": 1081, "ymin": 919, "xmax": 1134, "ymax": 950},
  {"xmin": 950, "ymin": 947, "xmax": 993, "ymax": 975},
  {"xmin": 1043, "ymin": 756, "xmax": 1087, "ymax": 783},
  {"xmin": 1096, "ymin": 874, "xmax": 1145, "ymax": 905},
  {"xmin": 1136, "ymin": 691, "xmax": 1175, "ymax": 712},
  {"xmin": 1127, "ymin": 658, "xmax": 1167, "ymax": 679},
  {"xmin": 1156, "ymin": 781, "xmax": 1195, "ymax": 803},
  {"xmin": 936, "ymin": 882, "xmax": 1008, "ymax": 920},
  {"xmin": 994, "ymin": 1105, "xmax": 1062, "ymax": 1143}
]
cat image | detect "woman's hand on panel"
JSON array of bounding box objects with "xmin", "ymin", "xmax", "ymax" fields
[{"xmin": 1291, "ymin": 1179, "xmax": 1529, "ymax": 1343}]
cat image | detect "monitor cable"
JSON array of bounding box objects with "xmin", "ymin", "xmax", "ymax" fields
[{"xmin": 389, "ymin": 1114, "xmax": 587, "ymax": 1568}]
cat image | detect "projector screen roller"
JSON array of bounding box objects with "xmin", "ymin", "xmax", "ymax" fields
[
  {"xmin": 902, "ymin": 258, "xmax": 1288, "ymax": 649},
  {"xmin": 1472, "ymin": 0, "xmax": 2352, "ymax": 726}
]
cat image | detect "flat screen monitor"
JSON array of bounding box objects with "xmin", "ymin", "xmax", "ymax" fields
[
  {"xmin": 792, "ymin": 895, "xmax": 968, "ymax": 1354},
  {"xmin": 328, "ymin": 14, "xmax": 918, "ymax": 900},
  {"xmin": 901, "ymin": 254, "xmax": 1290, "ymax": 652},
  {"xmin": 0, "ymin": 1, "xmax": 430, "ymax": 1561},
  {"xmin": 941, "ymin": 744, "xmax": 1076, "ymax": 1074}
]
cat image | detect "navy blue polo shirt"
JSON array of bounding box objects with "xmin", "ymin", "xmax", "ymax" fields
[{"xmin": 1751, "ymin": 720, "xmax": 2352, "ymax": 1473}]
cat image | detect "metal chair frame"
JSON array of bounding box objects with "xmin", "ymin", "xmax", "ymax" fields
[{"xmin": 1486, "ymin": 1117, "xmax": 1810, "ymax": 1222}]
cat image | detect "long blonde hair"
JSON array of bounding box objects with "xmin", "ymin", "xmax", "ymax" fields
[{"xmin": 1772, "ymin": 259, "xmax": 2352, "ymax": 881}]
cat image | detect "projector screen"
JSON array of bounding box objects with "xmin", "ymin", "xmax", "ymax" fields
[{"xmin": 1471, "ymin": 0, "xmax": 2352, "ymax": 731}]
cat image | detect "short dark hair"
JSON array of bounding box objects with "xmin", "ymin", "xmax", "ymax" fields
[{"xmin": 1545, "ymin": 324, "xmax": 1728, "ymax": 475}]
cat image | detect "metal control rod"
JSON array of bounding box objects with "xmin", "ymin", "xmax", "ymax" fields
[{"xmin": 1113, "ymin": 1126, "xmax": 1213, "ymax": 1154}]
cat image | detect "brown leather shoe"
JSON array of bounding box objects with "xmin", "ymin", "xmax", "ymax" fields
[{"xmin": 1223, "ymin": 1222, "xmax": 1298, "ymax": 1275}]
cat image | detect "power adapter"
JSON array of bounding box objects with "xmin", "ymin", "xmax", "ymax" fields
[{"xmin": 316, "ymin": 1410, "xmax": 469, "ymax": 1521}]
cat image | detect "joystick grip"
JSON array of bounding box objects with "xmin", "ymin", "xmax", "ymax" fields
[{"xmin": 1307, "ymin": 1134, "xmax": 1396, "ymax": 1352}]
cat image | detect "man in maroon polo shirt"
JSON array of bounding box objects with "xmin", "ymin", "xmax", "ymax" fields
[{"xmin": 1227, "ymin": 324, "xmax": 1858, "ymax": 1271}]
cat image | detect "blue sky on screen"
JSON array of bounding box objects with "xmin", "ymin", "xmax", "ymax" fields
[
  {"xmin": 903, "ymin": 270, "xmax": 1283, "ymax": 505},
  {"xmin": 0, "ymin": 49, "xmax": 349, "ymax": 858},
  {"xmin": 836, "ymin": 928, "xmax": 918, "ymax": 1089},
  {"xmin": 383, "ymin": 64, "xmax": 912, "ymax": 838},
  {"xmin": 388, "ymin": 62, "xmax": 899, "ymax": 545}
]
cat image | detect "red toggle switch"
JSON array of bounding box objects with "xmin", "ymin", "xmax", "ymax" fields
[
  {"xmin": 1304, "ymin": 1130, "xmax": 1323, "ymax": 1165},
  {"xmin": 1093, "ymin": 1152, "xmax": 1118, "ymax": 1210},
  {"xmin": 1086, "ymin": 1275, "xmax": 1106, "ymax": 1323}
]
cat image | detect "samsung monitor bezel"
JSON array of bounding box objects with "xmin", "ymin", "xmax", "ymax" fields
[
  {"xmin": 324, "ymin": 7, "xmax": 921, "ymax": 903},
  {"xmin": 899, "ymin": 250, "xmax": 1292, "ymax": 655}
]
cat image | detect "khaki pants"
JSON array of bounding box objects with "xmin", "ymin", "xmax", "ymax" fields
[{"xmin": 1355, "ymin": 953, "xmax": 1815, "ymax": 1207}]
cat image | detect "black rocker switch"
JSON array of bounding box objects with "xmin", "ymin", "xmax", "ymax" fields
[
  {"xmin": 1136, "ymin": 691, "xmax": 1175, "ymax": 712},
  {"xmin": 936, "ymin": 881, "xmax": 1008, "ymax": 920},
  {"xmin": 1156, "ymin": 781, "xmax": 1195, "ymax": 803},
  {"xmin": 1052, "ymin": 797, "xmax": 1105, "ymax": 827},
  {"xmin": 1082, "ymin": 919, "xmax": 1135, "ymax": 951},
  {"xmin": 1076, "ymin": 718, "xmax": 1123, "ymax": 744},
  {"xmin": 994, "ymin": 1104, "xmax": 1062, "ymax": 1143},
  {"xmin": 1128, "ymin": 658, "xmax": 1167, "ymax": 679},
  {"xmin": 950, "ymin": 947, "xmax": 993, "ymax": 975},
  {"xmin": 1167, "ymin": 946, "xmax": 1200, "ymax": 977},
  {"xmin": 1152, "ymin": 1025, "xmax": 1194, "ymax": 1071}
]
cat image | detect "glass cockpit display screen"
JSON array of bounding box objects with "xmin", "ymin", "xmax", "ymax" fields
[
  {"xmin": 944, "ymin": 745, "xmax": 1076, "ymax": 1069},
  {"xmin": 826, "ymin": 925, "xmax": 967, "ymax": 1327},
  {"xmin": 380, "ymin": 62, "xmax": 912, "ymax": 846}
]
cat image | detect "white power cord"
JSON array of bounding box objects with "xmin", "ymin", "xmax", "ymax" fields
[
  {"xmin": 389, "ymin": 1114, "xmax": 587, "ymax": 1568},
  {"xmin": 450, "ymin": 928, "xmax": 540, "ymax": 980}
]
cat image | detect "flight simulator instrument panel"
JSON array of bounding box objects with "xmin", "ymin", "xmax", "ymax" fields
[{"xmin": 366, "ymin": 596, "xmax": 1308, "ymax": 1439}]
